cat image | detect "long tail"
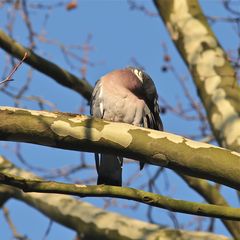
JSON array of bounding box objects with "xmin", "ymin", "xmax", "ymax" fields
[{"xmin": 95, "ymin": 154, "xmax": 123, "ymax": 186}]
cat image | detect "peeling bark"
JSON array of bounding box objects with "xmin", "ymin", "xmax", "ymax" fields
[{"xmin": 1, "ymin": 106, "xmax": 240, "ymax": 191}]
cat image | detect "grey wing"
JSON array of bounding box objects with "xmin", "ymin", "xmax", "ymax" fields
[
  {"xmin": 90, "ymin": 79, "xmax": 103, "ymax": 174},
  {"xmin": 90, "ymin": 79, "xmax": 103, "ymax": 118}
]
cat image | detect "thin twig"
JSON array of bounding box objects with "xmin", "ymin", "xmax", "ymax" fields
[
  {"xmin": 42, "ymin": 220, "xmax": 53, "ymax": 240},
  {"xmin": 2, "ymin": 206, "xmax": 29, "ymax": 240},
  {"xmin": 1, "ymin": 172, "xmax": 240, "ymax": 221},
  {"xmin": 0, "ymin": 52, "xmax": 28, "ymax": 85}
]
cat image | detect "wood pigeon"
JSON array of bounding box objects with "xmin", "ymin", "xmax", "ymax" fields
[{"xmin": 90, "ymin": 67, "xmax": 163, "ymax": 186}]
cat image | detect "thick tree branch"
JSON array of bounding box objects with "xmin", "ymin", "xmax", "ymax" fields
[
  {"xmin": 1, "ymin": 171, "xmax": 240, "ymax": 221},
  {"xmin": 0, "ymin": 157, "xmax": 229, "ymax": 240},
  {"xmin": 153, "ymin": 0, "xmax": 240, "ymax": 152},
  {"xmin": 1, "ymin": 106, "xmax": 240, "ymax": 191},
  {"xmin": 0, "ymin": 29, "xmax": 93, "ymax": 101}
]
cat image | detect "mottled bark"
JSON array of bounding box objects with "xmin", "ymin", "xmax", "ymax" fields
[{"xmin": 1, "ymin": 106, "xmax": 240, "ymax": 191}]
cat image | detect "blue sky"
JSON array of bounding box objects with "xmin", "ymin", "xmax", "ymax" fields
[{"xmin": 1, "ymin": 0, "xmax": 239, "ymax": 239}]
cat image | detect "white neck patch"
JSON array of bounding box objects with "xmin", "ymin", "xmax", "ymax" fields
[{"xmin": 132, "ymin": 68, "xmax": 143, "ymax": 83}]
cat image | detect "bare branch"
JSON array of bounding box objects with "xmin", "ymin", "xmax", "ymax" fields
[
  {"xmin": 2, "ymin": 207, "xmax": 29, "ymax": 240},
  {"xmin": 0, "ymin": 30, "xmax": 93, "ymax": 101},
  {"xmin": 0, "ymin": 52, "xmax": 28, "ymax": 85},
  {"xmin": 0, "ymin": 171, "xmax": 240, "ymax": 221}
]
